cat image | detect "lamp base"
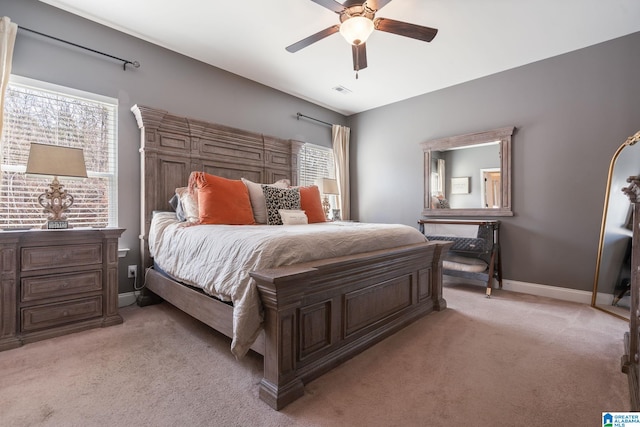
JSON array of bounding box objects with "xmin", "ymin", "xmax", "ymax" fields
[
  {"xmin": 37, "ymin": 176, "xmax": 75, "ymax": 226},
  {"xmin": 322, "ymin": 196, "xmax": 331, "ymax": 220},
  {"xmin": 44, "ymin": 220, "xmax": 70, "ymax": 230}
]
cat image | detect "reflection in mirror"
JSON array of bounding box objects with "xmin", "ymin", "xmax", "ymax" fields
[
  {"xmin": 481, "ymin": 167, "xmax": 501, "ymax": 208},
  {"xmin": 421, "ymin": 126, "xmax": 515, "ymax": 217},
  {"xmin": 592, "ymin": 132, "xmax": 640, "ymax": 320}
]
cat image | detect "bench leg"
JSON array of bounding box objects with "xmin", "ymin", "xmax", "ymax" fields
[
  {"xmin": 495, "ymin": 244, "xmax": 503, "ymax": 289},
  {"xmin": 485, "ymin": 249, "xmax": 498, "ymax": 298}
]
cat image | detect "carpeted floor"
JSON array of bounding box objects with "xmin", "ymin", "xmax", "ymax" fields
[{"xmin": 0, "ymin": 282, "xmax": 630, "ymax": 427}]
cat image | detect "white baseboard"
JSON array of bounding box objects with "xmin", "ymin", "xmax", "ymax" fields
[
  {"xmin": 500, "ymin": 279, "xmax": 595, "ymax": 304},
  {"xmin": 445, "ymin": 276, "xmax": 603, "ymax": 305},
  {"xmin": 118, "ymin": 292, "xmax": 138, "ymax": 308}
]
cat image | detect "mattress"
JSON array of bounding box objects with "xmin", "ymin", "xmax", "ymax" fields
[{"xmin": 148, "ymin": 212, "xmax": 427, "ymax": 358}]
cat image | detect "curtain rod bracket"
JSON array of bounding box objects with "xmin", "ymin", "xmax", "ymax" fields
[{"xmin": 123, "ymin": 60, "xmax": 141, "ymax": 71}]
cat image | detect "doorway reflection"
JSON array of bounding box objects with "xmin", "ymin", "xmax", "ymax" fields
[{"xmin": 481, "ymin": 168, "xmax": 501, "ymax": 208}]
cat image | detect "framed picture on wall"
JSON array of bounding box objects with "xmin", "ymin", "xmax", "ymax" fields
[{"xmin": 451, "ymin": 177, "xmax": 470, "ymax": 194}]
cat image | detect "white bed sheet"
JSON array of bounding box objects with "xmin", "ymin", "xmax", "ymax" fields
[{"xmin": 148, "ymin": 213, "xmax": 427, "ymax": 358}]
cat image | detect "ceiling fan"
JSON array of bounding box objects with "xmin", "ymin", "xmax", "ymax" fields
[{"xmin": 286, "ymin": 0, "xmax": 438, "ymax": 78}]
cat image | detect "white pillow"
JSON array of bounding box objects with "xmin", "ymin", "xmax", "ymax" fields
[
  {"xmin": 278, "ymin": 209, "xmax": 308, "ymax": 225},
  {"xmin": 242, "ymin": 178, "xmax": 290, "ymax": 224},
  {"xmin": 175, "ymin": 187, "xmax": 199, "ymax": 223}
]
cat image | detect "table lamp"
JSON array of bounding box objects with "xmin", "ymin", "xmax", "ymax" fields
[
  {"xmin": 26, "ymin": 143, "xmax": 87, "ymax": 229},
  {"xmin": 321, "ymin": 178, "xmax": 339, "ymax": 220}
]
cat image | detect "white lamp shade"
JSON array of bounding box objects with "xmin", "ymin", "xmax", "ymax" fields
[
  {"xmin": 26, "ymin": 143, "xmax": 87, "ymax": 178},
  {"xmin": 321, "ymin": 178, "xmax": 339, "ymax": 195},
  {"xmin": 339, "ymin": 16, "xmax": 374, "ymax": 45}
]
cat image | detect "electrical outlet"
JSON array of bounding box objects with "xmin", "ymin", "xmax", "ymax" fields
[{"xmin": 127, "ymin": 265, "xmax": 137, "ymax": 279}]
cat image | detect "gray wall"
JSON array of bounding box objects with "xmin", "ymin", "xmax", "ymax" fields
[
  {"xmin": 349, "ymin": 31, "xmax": 640, "ymax": 292},
  {"xmin": 4, "ymin": 0, "xmax": 346, "ymax": 293},
  {"xmin": 5, "ymin": 0, "xmax": 640, "ymax": 294}
]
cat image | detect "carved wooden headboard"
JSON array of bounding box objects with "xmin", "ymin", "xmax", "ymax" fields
[{"xmin": 131, "ymin": 105, "xmax": 303, "ymax": 267}]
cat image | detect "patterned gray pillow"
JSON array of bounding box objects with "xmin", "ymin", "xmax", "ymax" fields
[{"xmin": 262, "ymin": 185, "xmax": 301, "ymax": 225}]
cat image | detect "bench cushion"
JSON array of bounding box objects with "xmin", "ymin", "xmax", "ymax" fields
[{"xmin": 443, "ymin": 254, "xmax": 488, "ymax": 273}]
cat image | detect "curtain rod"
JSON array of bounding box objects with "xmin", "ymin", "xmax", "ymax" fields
[
  {"xmin": 18, "ymin": 26, "xmax": 140, "ymax": 71},
  {"xmin": 296, "ymin": 113, "xmax": 333, "ymax": 127}
]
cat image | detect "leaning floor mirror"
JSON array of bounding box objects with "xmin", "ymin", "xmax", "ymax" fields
[{"xmin": 592, "ymin": 132, "xmax": 640, "ymax": 320}]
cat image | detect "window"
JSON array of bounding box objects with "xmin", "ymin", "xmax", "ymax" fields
[
  {"xmin": 298, "ymin": 143, "xmax": 335, "ymax": 186},
  {"xmin": 0, "ymin": 76, "xmax": 118, "ymax": 228},
  {"xmin": 298, "ymin": 142, "xmax": 337, "ymax": 216}
]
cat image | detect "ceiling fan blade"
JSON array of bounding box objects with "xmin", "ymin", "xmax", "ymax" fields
[
  {"xmin": 286, "ymin": 25, "xmax": 340, "ymax": 53},
  {"xmin": 310, "ymin": 0, "xmax": 346, "ymax": 13},
  {"xmin": 352, "ymin": 43, "xmax": 368, "ymax": 71},
  {"xmin": 365, "ymin": 0, "xmax": 393, "ymax": 12},
  {"xmin": 374, "ymin": 17, "xmax": 438, "ymax": 42}
]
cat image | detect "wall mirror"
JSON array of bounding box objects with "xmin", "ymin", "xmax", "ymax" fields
[
  {"xmin": 592, "ymin": 132, "xmax": 640, "ymax": 320},
  {"xmin": 421, "ymin": 126, "xmax": 515, "ymax": 217}
]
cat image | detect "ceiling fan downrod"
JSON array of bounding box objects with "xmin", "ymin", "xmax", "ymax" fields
[{"xmin": 354, "ymin": 42, "xmax": 360, "ymax": 79}]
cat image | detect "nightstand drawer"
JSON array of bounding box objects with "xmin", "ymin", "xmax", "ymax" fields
[
  {"xmin": 21, "ymin": 296, "xmax": 103, "ymax": 332},
  {"xmin": 21, "ymin": 271, "xmax": 103, "ymax": 303},
  {"xmin": 21, "ymin": 244, "xmax": 102, "ymax": 271}
]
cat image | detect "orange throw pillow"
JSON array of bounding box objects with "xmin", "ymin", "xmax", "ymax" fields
[
  {"xmin": 189, "ymin": 172, "xmax": 255, "ymax": 225},
  {"xmin": 299, "ymin": 185, "xmax": 326, "ymax": 223}
]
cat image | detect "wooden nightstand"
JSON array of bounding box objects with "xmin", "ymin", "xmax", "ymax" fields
[{"xmin": 0, "ymin": 228, "xmax": 125, "ymax": 351}]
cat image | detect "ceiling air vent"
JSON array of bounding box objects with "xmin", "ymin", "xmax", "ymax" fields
[{"xmin": 332, "ymin": 85, "xmax": 352, "ymax": 95}]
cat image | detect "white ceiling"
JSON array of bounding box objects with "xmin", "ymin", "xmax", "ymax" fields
[{"xmin": 40, "ymin": 0, "xmax": 640, "ymax": 116}]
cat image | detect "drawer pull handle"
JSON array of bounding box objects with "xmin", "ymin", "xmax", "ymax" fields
[
  {"xmin": 62, "ymin": 310, "xmax": 69, "ymax": 317},
  {"xmin": 61, "ymin": 281, "xmax": 69, "ymax": 288}
]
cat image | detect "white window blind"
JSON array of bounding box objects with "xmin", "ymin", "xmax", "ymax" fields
[
  {"xmin": 298, "ymin": 143, "xmax": 335, "ymax": 187},
  {"xmin": 0, "ymin": 76, "xmax": 118, "ymax": 229}
]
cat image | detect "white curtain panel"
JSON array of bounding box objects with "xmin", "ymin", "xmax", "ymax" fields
[
  {"xmin": 0, "ymin": 17, "xmax": 18, "ymax": 176},
  {"xmin": 332, "ymin": 124, "xmax": 350, "ymax": 220}
]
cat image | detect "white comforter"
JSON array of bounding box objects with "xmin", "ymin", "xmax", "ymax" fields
[{"xmin": 148, "ymin": 213, "xmax": 427, "ymax": 358}]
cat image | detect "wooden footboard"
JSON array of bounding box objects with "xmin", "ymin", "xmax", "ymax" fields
[
  {"xmin": 250, "ymin": 240, "xmax": 451, "ymax": 409},
  {"xmin": 143, "ymin": 240, "xmax": 450, "ymax": 410}
]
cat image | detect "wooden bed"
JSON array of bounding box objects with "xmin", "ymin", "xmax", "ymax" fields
[{"xmin": 131, "ymin": 105, "xmax": 452, "ymax": 410}]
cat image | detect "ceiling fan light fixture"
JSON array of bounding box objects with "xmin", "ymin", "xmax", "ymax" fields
[{"xmin": 339, "ymin": 16, "xmax": 374, "ymax": 45}]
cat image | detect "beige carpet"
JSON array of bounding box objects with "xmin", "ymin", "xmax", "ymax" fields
[{"xmin": 0, "ymin": 282, "xmax": 630, "ymax": 427}]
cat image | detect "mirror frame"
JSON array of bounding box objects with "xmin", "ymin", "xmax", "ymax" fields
[
  {"xmin": 591, "ymin": 131, "xmax": 640, "ymax": 320},
  {"xmin": 421, "ymin": 126, "xmax": 515, "ymax": 217}
]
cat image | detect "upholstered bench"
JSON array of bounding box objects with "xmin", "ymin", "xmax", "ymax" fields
[{"xmin": 418, "ymin": 219, "xmax": 502, "ymax": 297}]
